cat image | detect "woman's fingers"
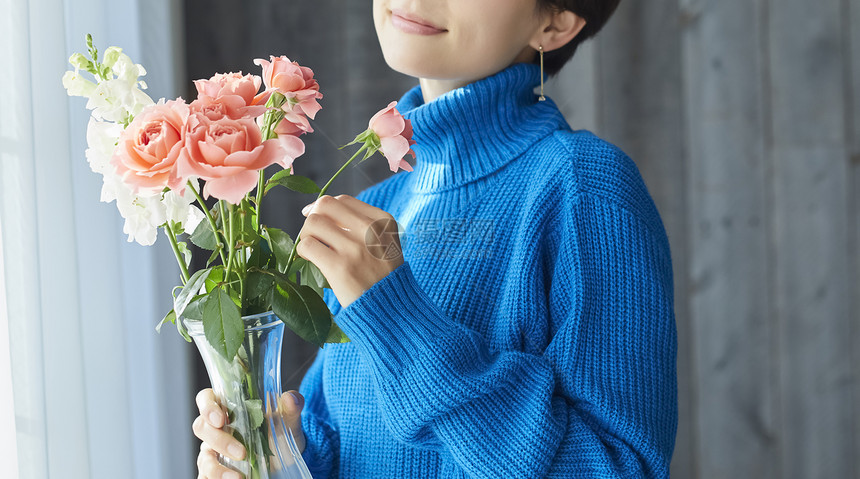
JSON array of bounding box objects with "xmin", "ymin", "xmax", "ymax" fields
[
  {"xmin": 297, "ymin": 230, "xmax": 342, "ymax": 274},
  {"xmin": 332, "ymin": 194, "xmax": 389, "ymax": 219},
  {"xmin": 299, "ymin": 211, "xmax": 355, "ymax": 251},
  {"xmin": 279, "ymin": 390, "xmax": 306, "ymax": 453},
  {"xmin": 192, "ymin": 415, "xmax": 246, "ymax": 461},
  {"xmin": 196, "ymin": 388, "xmax": 224, "ymax": 428},
  {"xmin": 302, "ymin": 195, "xmax": 373, "ymax": 232},
  {"xmin": 198, "ymin": 443, "xmax": 243, "ymax": 479}
]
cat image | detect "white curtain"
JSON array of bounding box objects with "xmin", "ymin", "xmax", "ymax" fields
[{"xmin": 0, "ymin": 0, "xmax": 194, "ymax": 477}]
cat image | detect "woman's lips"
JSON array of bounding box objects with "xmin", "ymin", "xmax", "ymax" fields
[{"xmin": 390, "ymin": 9, "xmax": 447, "ymax": 35}]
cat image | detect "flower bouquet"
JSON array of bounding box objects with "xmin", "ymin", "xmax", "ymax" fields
[{"xmin": 62, "ymin": 35, "xmax": 415, "ymax": 478}]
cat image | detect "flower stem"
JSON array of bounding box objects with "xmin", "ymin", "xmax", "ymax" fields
[
  {"xmin": 225, "ymin": 205, "xmax": 245, "ymax": 301},
  {"xmin": 219, "ymin": 200, "xmax": 229, "ymax": 260},
  {"xmin": 254, "ymin": 170, "xmax": 265, "ymax": 234},
  {"xmin": 188, "ymin": 181, "xmax": 228, "ymax": 267},
  {"xmin": 164, "ymin": 222, "xmax": 191, "ymax": 284},
  {"xmin": 225, "ymin": 203, "xmax": 237, "ymax": 277},
  {"xmin": 284, "ymin": 145, "xmax": 369, "ymax": 274},
  {"xmin": 254, "ymin": 95, "xmax": 286, "ymax": 235}
]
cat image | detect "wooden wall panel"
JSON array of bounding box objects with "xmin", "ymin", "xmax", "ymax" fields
[
  {"xmin": 850, "ymin": 1, "xmax": 860, "ymax": 478},
  {"xmin": 548, "ymin": 40, "xmax": 599, "ymax": 132},
  {"xmin": 679, "ymin": 0, "xmax": 776, "ymax": 476},
  {"xmin": 769, "ymin": 0, "xmax": 856, "ymax": 476}
]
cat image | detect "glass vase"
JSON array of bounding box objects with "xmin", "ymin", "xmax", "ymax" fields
[{"xmin": 186, "ymin": 312, "xmax": 313, "ymax": 479}]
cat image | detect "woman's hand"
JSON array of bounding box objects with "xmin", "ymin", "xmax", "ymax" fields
[
  {"xmin": 193, "ymin": 388, "xmax": 306, "ymax": 479},
  {"xmin": 297, "ymin": 194, "xmax": 404, "ymax": 308}
]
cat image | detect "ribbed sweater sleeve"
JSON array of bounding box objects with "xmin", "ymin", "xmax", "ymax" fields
[
  {"xmin": 299, "ymin": 289, "xmax": 342, "ymax": 478},
  {"xmin": 334, "ymin": 193, "xmax": 677, "ymax": 478}
]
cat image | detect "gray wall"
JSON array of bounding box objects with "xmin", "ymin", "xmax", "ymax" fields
[
  {"xmin": 185, "ymin": 0, "xmax": 860, "ymax": 476},
  {"xmin": 551, "ymin": 0, "xmax": 860, "ymax": 477}
]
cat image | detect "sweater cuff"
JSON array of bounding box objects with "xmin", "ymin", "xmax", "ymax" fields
[
  {"xmin": 300, "ymin": 412, "xmax": 337, "ymax": 478},
  {"xmin": 336, "ymin": 261, "xmax": 454, "ymax": 373}
]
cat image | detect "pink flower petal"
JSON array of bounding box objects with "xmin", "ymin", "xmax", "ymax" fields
[
  {"xmin": 198, "ymin": 140, "xmax": 229, "ymax": 166},
  {"xmin": 397, "ymin": 159, "xmax": 414, "ymax": 172},
  {"xmin": 203, "ymin": 169, "xmax": 260, "ymax": 204},
  {"xmin": 372, "ymin": 114, "xmax": 405, "ymax": 138},
  {"xmin": 368, "ymin": 101, "xmax": 397, "ymax": 127},
  {"xmin": 379, "ymin": 136, "xmax": 410, "ymax": 172},
  {"xmin": 277, "ymin": 134, "xmax": 305, "ymax": 167}
]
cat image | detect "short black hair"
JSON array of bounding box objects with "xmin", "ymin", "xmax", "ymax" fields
[{"xmin": 536, "ymin": 0, "xmax": 622, "ymax": 76}]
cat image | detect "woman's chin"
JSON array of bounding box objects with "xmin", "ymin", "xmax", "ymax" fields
[
  {"xmin": 382, "ymin": 55, "xmax": 441, "ymax": 80},
  {"xmin": 380, "ymin": 52, "xmax": 463, "ymax": 81}
]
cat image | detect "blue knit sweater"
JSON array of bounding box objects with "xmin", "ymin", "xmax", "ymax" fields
[{"xmin": 299, "ymin": 63, "xmax": 677, "ymax": 478}]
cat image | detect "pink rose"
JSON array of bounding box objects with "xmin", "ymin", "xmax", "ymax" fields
[
  {"xmin": 173, "ymin": 113, "xmax": 295, "ymax": 204},
  {"xmin": 254, "ymin": 56, "xmax": 323, "ymax": 135},
  {"xmin": 112, "ymin": 99, "xmax": 189, "ymax": 194},
  {"xmin": 368, "ymin": 101, "xmax": 415, "ymax": 172},
  {"xmin": 192, "ymin": 72, "xmax": 268, "ymax": 119},
  {"xmin": 189, "ymin": 94, "xmax": 254, "ymax": 121}
]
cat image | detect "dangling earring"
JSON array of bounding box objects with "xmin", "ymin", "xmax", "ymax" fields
[{"xmin": 538, "ymin": 45, "xmax": 546, "ymax": 101}]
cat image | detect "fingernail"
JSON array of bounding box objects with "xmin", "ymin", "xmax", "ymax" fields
[
  {"xmin": 208, "ymin": 410, "xmax": 221, "ymax": 426},
  {"xmin": 288, "ymin": 392, "xmax": 299, "ymax": 406},
  {"xmin": 223, "ymin": 471, "xmax": 241, "ymax": 479},
  {"xmin": 301, "ymin": 203, "xmax": 313, "ymax": 215},
  {"xmin": 228, "ymin": 443, "xmax": 245, "ymax": 460}
]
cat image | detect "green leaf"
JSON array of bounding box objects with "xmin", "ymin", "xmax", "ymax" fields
[
  {"xmin": 206, "ymin": 248, "xmax": 220, "ymax": 267},
  {"xmin": 247, "ymin": 235, "xmax": 274, "ymax": 269},
  {"xmin": 171, "ymin": 219, "xmax": 187, "ymax": 236},
  {"xmin": 158, "ymin": 308, "xmax": 192, "ymax": 343},
  {"xmin": 204, "ymin": 266, "xmax": 225, "ymax": 293},
  {"xmin": 246, "ymin": 271, "xmax": 275, "ymax": 302},
  {"xmin": 182, "ymin": 295, "xmax": 206, "ymax": 321},
  {"xmin": 271, "ymin": 278, "xmax": 332, "ymax": 347},
  {"xmin": 202, "ymin": 287, "xmax": 244, "ymax": 361},
  {"xmin": 263, "ymin": 227, "xmax": 294, "ymax": 272},
  {"xmin": 244, "ymin": 270, "xmax": 276, "ymax": 316},
  {"xmin": 264, "ymin": 171, "xmax": 321, "ymax": 195},
  {"xmin": 174, "ymin": 268, "xmax": 213, "ymax": 318},
  {"xmin": 298, "ymin": 258, "xmax": 329, "ymax": 297},
  {"xmin": 176, "ymin": 241, "xmax": 192, "ymax": 270},
  {"xmin": 325, "ymin": 321, "xmax": 350, "ymax": 344},
  {"xmin": 156, "ymin": 309, "xmax": 176, "ymax": 334},
  {"xmin": 244, "ymin": 399, "xmax": 264, "ymax": 429},
  {"xmin": 190, "ymin": 213, "xmax": 218, "ymax": 250},
  {"xmin": 177, "ymin": 319, "xmax": 192, "ymax": 343}
]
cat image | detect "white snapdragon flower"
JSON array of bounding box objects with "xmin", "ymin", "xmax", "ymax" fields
[
  {"xmin": 86, "ymin": 78, "xmax": 155, "ymax": 123},
  {"xmin": 85, "ymin": 117, "xmax": 123, "ymax": 175},
  {"xmin": 121, "ymin": 205, "xmax": 159, "ymax": 246},
  {"xmin": 62, "ymin": 70, "xmax": 97, "ymax": 98},
  {"xmin": 63, "ymin": 46, "xmax": 154, "ymax": 124},
  {"xmin": 101, "ymin": 173, "xmax": 205, "ymax": 246},
  {"xmin": 64, "ymin": 43, "xmax": 205, "ymax": 247},
  {"xmin": 109, "ymin": 50, "xmax": 147, "ymax": 86},
  {"xmin": 109, "ymin": 177, "xmax": 163, "ymax": 246},
  {"xmin": 163, "ymin": 187, "xmax": 205, "ymax": 234}
]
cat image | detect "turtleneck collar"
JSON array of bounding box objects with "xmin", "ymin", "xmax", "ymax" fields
[{"xmin": 398, "ymin": 62, "xmax": 569, "ymax": 193}]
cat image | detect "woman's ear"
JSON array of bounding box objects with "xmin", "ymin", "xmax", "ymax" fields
[{"xmin": 533, "ymin": 10, "xmax": 587, "ymax": 52}]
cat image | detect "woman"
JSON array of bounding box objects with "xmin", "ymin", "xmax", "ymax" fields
[{"xmin": 194, "ymin": 0, "xmax": 677, "ymax": 477}]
